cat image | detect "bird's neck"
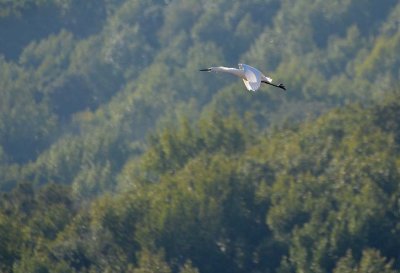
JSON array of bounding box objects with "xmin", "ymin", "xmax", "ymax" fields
[{"xmin": 213, "ymin": 67, "xmax": 245, "ymax": 78}]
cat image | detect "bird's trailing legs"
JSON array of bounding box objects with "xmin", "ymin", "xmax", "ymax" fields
[{"xmin": 262, "ymin": 81, "xmax": 286, "ymax": 91}]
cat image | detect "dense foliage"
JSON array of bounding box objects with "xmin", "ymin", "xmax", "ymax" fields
[{"xmin": 0, "ymin": 0, "xmax": 399, "ymax": 272}]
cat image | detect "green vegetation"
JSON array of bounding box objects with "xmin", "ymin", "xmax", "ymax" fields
[{"xmin": 0, "ymin": 0, "xmax": 399, "ymax": 272}]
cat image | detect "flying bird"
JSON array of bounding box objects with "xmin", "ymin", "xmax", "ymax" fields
[{"xmin": 200, "ymin": 63, "xmax": 286, "ymax": 92}]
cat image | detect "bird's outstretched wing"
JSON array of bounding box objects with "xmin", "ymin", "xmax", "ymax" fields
[{"xmin": 239, "ymin": 64, "xmax": 261, "ymax": 91}]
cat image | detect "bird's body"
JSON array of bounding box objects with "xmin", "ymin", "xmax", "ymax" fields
[{"xmin": 200, "ymin": 63, "xmax": 286, "ymax": 92}]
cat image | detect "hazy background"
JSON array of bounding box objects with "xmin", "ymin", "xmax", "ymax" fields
[{"xmin": 0, "ymin": 0, "xmax": 400, "ymax": 272}]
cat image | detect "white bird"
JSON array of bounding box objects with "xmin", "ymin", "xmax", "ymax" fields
[{"xmin": 200, "ymin": 63, "xmax": 286, "ymax": 92}]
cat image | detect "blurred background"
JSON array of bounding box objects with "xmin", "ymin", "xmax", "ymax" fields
[{"xmin": 0, "ymin": 0, "xmax": 400, "ymax": 272}]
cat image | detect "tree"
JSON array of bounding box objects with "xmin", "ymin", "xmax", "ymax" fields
[{"xmin": 334, "ymin": 249, "xmax": 397, "ymax": 273}]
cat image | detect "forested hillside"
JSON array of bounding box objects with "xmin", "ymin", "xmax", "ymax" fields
[{"xmin": 0, "ymin": 0, "xmax": 400, "ymax": 272}]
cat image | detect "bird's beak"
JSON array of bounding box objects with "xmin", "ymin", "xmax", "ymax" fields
[{"xmin": 199, "ymin": 68, "xmax": 211, "ymax": 72}]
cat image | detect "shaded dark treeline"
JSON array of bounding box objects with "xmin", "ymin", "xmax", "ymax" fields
[{"xmin": 0, "ymin": 0, "xmax": 400, "ymax": 272}]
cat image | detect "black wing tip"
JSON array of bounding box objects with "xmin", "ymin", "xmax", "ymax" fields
[
  {"xmin": 278, "ymin": 83, "xmax": 286, "ymax": 91},
  {"xmin": 199, "ymin": 68, "xmax": 211, "ymax": 72}
]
